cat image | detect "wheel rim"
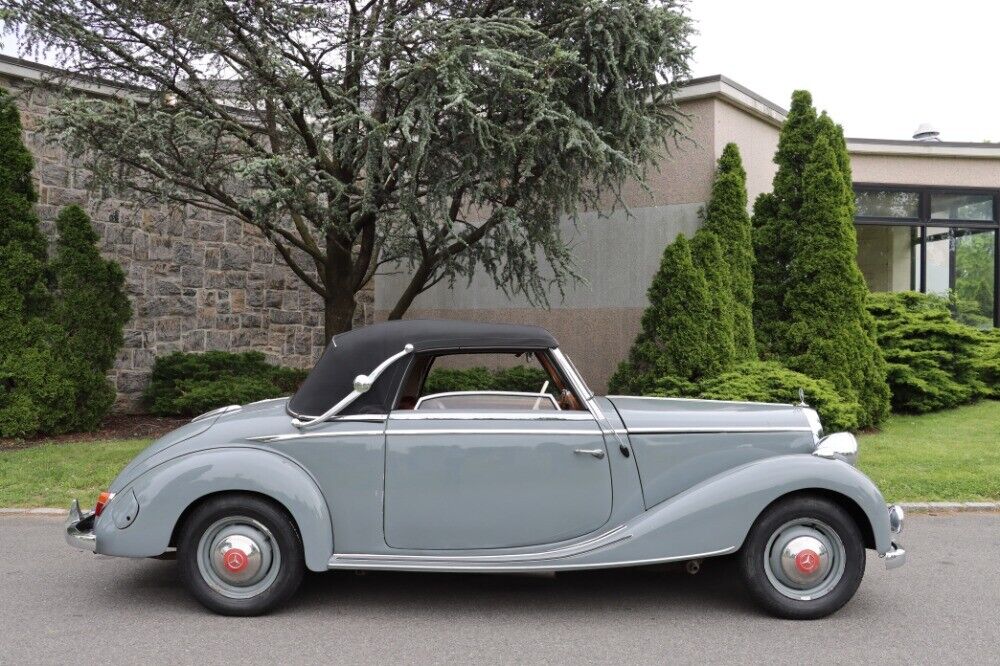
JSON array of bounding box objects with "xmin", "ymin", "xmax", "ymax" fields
[
  {"xmin": 762, "ymin": 518, "xmax": 846, "ymax": 601},
  {"xmin": 196, "ymin": 516, "xmax": 281, "ymax": 599}
]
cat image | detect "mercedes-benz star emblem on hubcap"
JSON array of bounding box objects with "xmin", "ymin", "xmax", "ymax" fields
[
  {"xmin": 795, "ymin": 549, "xmax": 820, "ymax": 574},
  {"xmin": 223, "ymin": 548, "xmax": 248, "ymax": 573}
]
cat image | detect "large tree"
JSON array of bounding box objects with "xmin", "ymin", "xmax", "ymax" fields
[
  {"xmin": 775, "ymin": 107, "xmax": 889, "ymax": 427},
  {"xmin": 6, "ymin": 0, "xmax": 694, "ymax": 341}
]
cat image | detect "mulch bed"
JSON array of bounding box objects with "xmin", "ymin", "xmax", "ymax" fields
[{"xmin": 0, "ymin": 414, "xmax": 189, "ymax": 452}]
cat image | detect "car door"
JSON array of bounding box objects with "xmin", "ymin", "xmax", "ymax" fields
[{"xmin": 383, "ymin": 398, "xmax": 613, "ymax": 550}]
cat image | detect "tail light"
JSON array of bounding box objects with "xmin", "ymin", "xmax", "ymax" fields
[{"xmin": 95, "ymin": 491, "xmax": 115, "ymax": 517}]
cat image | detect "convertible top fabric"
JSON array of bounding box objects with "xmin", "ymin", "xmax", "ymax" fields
[{"xmin": 287, "ymin": 319, "xmax": 558, "ymax": 417}]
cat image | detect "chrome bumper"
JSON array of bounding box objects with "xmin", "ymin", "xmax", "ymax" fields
[
  {"xmin": 65, "ymin": 499, "xmax": 97, "ymax": 553},
  {"xmin": 884, "ymin": 542, "xmax": 906, "ymax": 569},
  {"xmin": 882, "ymin": 504, "xmax": 906, "ymax": 569}
]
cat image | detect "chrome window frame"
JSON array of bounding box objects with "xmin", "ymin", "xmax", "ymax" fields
[{"xmin": 414, "ymin": 390, "xmax": 560, "ymax": 412}]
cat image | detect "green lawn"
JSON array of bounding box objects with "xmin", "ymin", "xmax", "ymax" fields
[
  {"xmin": 0, "ymin": 402, "xmax": 998, "ymax": 507},
  {"xmin": 859, "ymin": 401, "xmax": 1000, "ymax": 502},
  {"xmin": 0, "ymin": 439, "xmax": 149, "ymax": 508}
]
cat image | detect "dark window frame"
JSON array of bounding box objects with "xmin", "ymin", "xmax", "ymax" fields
[{"xmin": 853, "ymin": 183, "xmax": 1000, "ymax": 327}]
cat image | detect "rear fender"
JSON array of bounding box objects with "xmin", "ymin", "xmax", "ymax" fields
[
  {"xmin": 584, "ymin": 454, "xmax": 892, "ymax": 565},
  {"xmin": 93, "ymin": 447, "xmax": 334, "ymax": 571}
]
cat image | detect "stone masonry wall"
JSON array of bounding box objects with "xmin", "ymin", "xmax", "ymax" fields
[{"xmin": 3, "ymin": 75, "xmax": 373, "ymax": 412}]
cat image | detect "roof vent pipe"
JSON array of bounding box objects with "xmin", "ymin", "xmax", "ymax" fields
[{"xmin": 913, "ymin": 123, "xmax": 941, "ymax": 142}]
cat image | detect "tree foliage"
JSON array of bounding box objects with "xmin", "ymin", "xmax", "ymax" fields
[
  {"xmin": 868, "ymin": 291, "xmax": 989, "ymax": 413},
  {"xmin": 50, "ymin": 205, "xmax": 132, "ymax": 428},
  {"xmin": 691, "ymin": 230, "xmax": 736, "ymax": 371},
  {"xmin": 753, "ymin": 91, "xmax": 889, "ymax": 428},
  {"xmin": 702, "ymin": 143, "xmax": 755, "ymax": 360},
  {"xmin": 608, "ymin": 234, "xmax": 714, "ymax": 393},
  {"xmin": 6, "ymin": 0, "xmax": 695, "ymax": 340},
  {"xmin": 0, "ymin": 90, "xmax": 130, "ymax": 436}
]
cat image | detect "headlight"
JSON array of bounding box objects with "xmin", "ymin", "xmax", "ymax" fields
[{"xmin": 813, "ymin": 432, "xmax": 858, "ymax": 466}]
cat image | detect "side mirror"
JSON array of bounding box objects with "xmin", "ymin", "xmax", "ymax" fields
[{"xmin": 353, "ymin": 374, "xmax": 373, "ymax": 394}]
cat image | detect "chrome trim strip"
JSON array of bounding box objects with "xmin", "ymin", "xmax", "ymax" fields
[
  {"xmin": 292, "ymin": 343, "xmax": 414, "ymax": 429},
  {"xmin": 606, "ymin": 394, "xmax": 795, "ymax": 408},
  {"xmin": 336, "ymin": 524, "xmax": 629, "ymax": 563},
  {"xmin": 388, "ymin": 428, "xmax": 601, "ymax": 436},
  {"xmin": 389, "ymin": 411, "xmax": 594, "ymax": 421},
  {"xmin": 248, "ymin": 430, "xmax": 385, "ymax": 443},
  {"xmin": 415, "ymin": 390, "xmax": 560, "ymax": 411},
  {"xmin": 328, "ymin": 546, "xmax": 738, "ymax": 572},
  {"xmin": 626, "ymin": 426, "xmax": 813, "ymax": 434}
]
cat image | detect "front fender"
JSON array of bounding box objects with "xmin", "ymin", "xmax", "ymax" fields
[
  {"xmin": 578, "ymin": 454, "xmax": 892, "ymax": 566},
  {"xmin": 94, "ymin": 447, "xmax": 334, "ymax": 571}
]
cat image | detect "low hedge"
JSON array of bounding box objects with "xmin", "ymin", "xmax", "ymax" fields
[
  {"xmin": 423, "ymin": 366, "xmax": 552, "ymax": 395},
  {"xmin": 647, "ymin": 361, "xmax": 860, "ymax": 433},
  {"xmin": 867, "ymin": 292, "xmax": 990, "ymax": 413},
  {"xmin": 143, "ymin": 351, "xmax": 307, "ymax": 417}
]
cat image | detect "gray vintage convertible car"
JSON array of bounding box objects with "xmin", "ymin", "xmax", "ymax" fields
[{"xmin": 66, "ymin": 320, "xmax": 905, "ymax": 618}]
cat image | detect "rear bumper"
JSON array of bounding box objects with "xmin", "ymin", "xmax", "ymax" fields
[
  {"xmin": 65, "ymin": 499, "xmax": 96, "ymax": 553},
  {"xmin": 882, "ymin": 504, "xmax": 906, "ymax": 569},
  {"xmin": 884, "ymin": 542, "xmax": 906, "ymax": 569}
]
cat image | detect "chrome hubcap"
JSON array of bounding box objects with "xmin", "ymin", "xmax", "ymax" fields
[
  {"xmin": 197, "ymin": 517, "xmax": 280, "ymax": 599},
  {"xmin": 764, "ymin": 519, "xmax": 845, "ymax": 601}
]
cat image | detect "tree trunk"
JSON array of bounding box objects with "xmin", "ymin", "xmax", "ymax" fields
[
  {"xmin": 387, "ymin": 263, "xmax": 432, "ymax": 320},
  {"xmin": 323, "ymin": 288, "xmax": 357, "ymax": 345}
]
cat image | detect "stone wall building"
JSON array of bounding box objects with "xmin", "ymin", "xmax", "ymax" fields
[{"xmin": 0, "ymin": 55, "xmax": 371, "ymax": 411}]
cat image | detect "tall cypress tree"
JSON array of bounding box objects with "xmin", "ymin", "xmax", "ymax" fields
[
  {"xmin": 608, "ymin": 234, "xmax": 713, "ymax": 394},
  {"xmin": 0, "ymin": 88, "xmax": 76, "ymax": 437},
  {"xmin": 784, "ymin": 133, "xmax": 890, "ymax": 428},
  {"xmin": 702, "ymin": 143, "xmax": 755, "ymax": 360},
  {"xmin": 752, "ymin": 90, "xmax": 819, "ymax": 358},
  {"xmin": 51, "ymin": 205, "xmax": 132, "ymax": 429},
  {"xmin": 691, "ymin": 230, "xmax": 736, "ymax": 373}
]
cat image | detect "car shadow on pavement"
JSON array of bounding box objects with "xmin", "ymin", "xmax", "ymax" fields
[{"xmin": 99, "ymin": 554, "xmax": 758, "ymax": 618}]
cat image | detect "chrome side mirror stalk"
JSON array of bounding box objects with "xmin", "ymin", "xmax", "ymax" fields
[{"xmin": 292, "ymin": 344, "xmax": 414, "ymax": 430}]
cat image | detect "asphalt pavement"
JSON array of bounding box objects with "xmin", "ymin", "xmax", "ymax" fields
[{"xmin": 1, "ymin": 513, "xmax": 998, "ymax": 665}]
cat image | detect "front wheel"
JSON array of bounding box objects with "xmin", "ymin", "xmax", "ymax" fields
[
  {"xmin": 178, "ymin": 494, "xmax": 304, "ymax": 616},
  {"xmin": 738, "ymin": 495, "xmax": 865, "ymax": 620}
]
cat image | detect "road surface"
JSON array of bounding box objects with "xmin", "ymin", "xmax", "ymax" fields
[{"xmin": 1, "ymin": 513, "xmax": 997, "ymax": 664}]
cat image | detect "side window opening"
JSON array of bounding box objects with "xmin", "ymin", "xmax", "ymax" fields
[{"xmin": 392, "ymin": 350, "xmax": 586, "ymax": 412}]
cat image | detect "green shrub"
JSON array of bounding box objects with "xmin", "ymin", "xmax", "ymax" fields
[
  {"xmin": 868, "ymin": 292, "xmax": 988, "ymax": 412},
  {"xmin": 423, "ymin": 366, "xmax": 551, "ymax": 395},
  {"xmin": 144, "ymin": 351, "xmax": 308, "ymax": 416},
  {"xmin": 977, "ymin": 330, "xmax": 1000, "ymax": 399},
  {"xmin": 647, "ymin": 362, "xmax": 860, "ymax": 433}
]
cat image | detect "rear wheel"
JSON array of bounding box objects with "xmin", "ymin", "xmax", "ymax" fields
[
  {"xmin": 178, "ymin": 494, "xmax": 304, "ymax": 616},
  {"xmin": 738, "ymin": 495, "xmax": 865, "ymax": 619}
]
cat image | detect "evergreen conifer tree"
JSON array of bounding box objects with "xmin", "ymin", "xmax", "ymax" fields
[
  {"xmin": 691, "ymin": 231, "xmax": 737, "ymax": 374},
  {"xmin": 608, "ymin": 234, "xmax": 713, "ymax": 393},
  {"xmin": 702, "ymin": 143, "xmax": 756, "ymax": 360},
  {"xmin": 752, "ymin": 91, "xmax": 819, "ymax": 357},
  {"xmin": 0, "ymin": 88, "xmax": 77, "ymax": 436},
  {"xmin": 784, "ymin": 133, "xmax": 890, "ymax": 427},
  {"xmin": 51, "ymin": 205, "xmax": 132, "ymax": 428}
]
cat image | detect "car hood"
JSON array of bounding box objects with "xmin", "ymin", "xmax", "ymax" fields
[
  {"xmin": 605, "ymin": 396, "xmax": 815, "ymax": 433},
  {"xmin": 109, "ymin": 398, "xmax": 295, "ymax": 493}
]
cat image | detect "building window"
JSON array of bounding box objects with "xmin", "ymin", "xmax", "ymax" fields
[{"xmin": 854, "ymin": 185, "xmax": 1000, "ymax": 328}]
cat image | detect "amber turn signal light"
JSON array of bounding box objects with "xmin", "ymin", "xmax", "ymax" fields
[{"xmin": 94, "ymin": 491, "xmax": 115, "ymax": 517}]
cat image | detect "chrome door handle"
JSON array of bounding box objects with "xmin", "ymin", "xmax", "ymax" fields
[{"xmin": 574, "ymin": 448, "xmax": 606, "ymax": 459}]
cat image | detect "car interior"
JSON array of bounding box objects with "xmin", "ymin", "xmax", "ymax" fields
[{"xmin": 392, "ymin": 350, "xmax": 586, "ymax": 412}]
